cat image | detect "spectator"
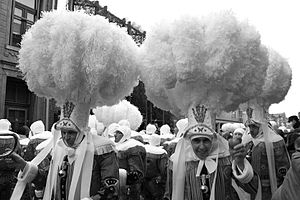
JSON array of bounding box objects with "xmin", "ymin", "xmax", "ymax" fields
[
  {"xmin": 286, "ymin": 115, "xmax": 300, "ymax": 155},
  {"xmin": 272, "ymin": 137, "xmax": 300, "ymax": 200}
]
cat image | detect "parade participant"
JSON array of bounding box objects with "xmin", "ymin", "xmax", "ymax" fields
[
  {"xmin": 18, "ymin": 125, "xmax": 31, "ymax": 152},
  {"xmin": 245, "ymin": 107, "xmax": 290, "ymax": 200},
  {"xmin": 271, "ymin": 137, "xmax": 300, "ymax": 200},
  {"xmin": 130, "ymin": 130, "xmax": 145, "ymax": 144},
  {"xmin": 143, "ymin": 134, "xmax": 168, "ymax": 200},
  {"xmin": 221, "ymin": 123, "xmax": 235, "ymax": 141},
  {"xmin": 164, "ymin": 105, "xmax": 259, "ymax": 200},
  {"xmin": 163, "ymin": 119, "xmax": 188, "ymax": 157},
  {"xmin": 20, "ymin": 120, "xmax": 51, "ymax": 200},
  {"xmin": 115, "ymin": 125, "xmax": 146, "ymax": 200},
  {"xmin": 286, "ymin": 115, "xmax": 300, "ymax": 155},
  {"xmin": 175, "ymin": 118, "xmax": 188, "ymax": 138},
  {"xmin": 233, "ymin": 128, "xmax": 245, "ymax": 140},
  {"xmin": 10, "ymin": 102, "xmax": 120, "ymax": 200},
  {"xmin": 24, "ymin": 120, "xmax": 52, "ymax": 161},
  {"xmin": 9, "ymin": 1, "xmax": 140, "ymax": 198},
  {"xmin": 142, "ymin": 124, "xmax": 157, "ymax": 144},
  {"xmin": 0, "ymin": 119, "xmax": 22, "ymax": 200},
  {"xmin": 160, "ymin": 124, "xmax": 174, "ymax": 143}
]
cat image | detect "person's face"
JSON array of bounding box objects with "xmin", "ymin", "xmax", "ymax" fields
[
  {"xmin": 291, "ymin": 120, "xmax": 296, "ymax": 126},
  {"xmin": 233, "ymin": 132, "xmax": 243, "ymax": 139},
  {"xmin": 61, "ymin": 130, "xmax": 78, "ymax": 147},
  {"xmin": 248, "ymin": 125, "xmax": 260, "ymax": 138},
  {"xmin": 191, "ymin": 137, "xmax": 212, "ymax": 160},
  {"xmin": 114, "ymin": 130, "xmax": 124, "ymax": 143}
]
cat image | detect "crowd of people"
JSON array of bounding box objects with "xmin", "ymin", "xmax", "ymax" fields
[{"xmin": 0, "ymin": 109, "xmax": 299, "ymax": 200}]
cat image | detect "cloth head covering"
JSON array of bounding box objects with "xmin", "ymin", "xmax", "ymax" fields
[
  {"xmin": 105, "ymin": 123, "xmax": 120, "ymax": 138},
  {"xmin": 149, "ymin": 134, "xmax": 161, "ymax": 146},
  {"xmin": 171, "ymin": 104, "xmax": 229, "ymax": 200},
  {"xmin": 146, "ymin": 124, "xmax": 156, "ymax": 135},
  {"xmin": 0, "ymin": 119, "xmax": 12, "ymax": 132},
  {"xmin": 221, "ymin": 123, "xmax": 231, "ymax": 132},
  {"xmin": 233, "ymin": 128, "xmax": 245, "ymax": 137},
  {"xmin": 115, "ymin": 125, "xmax": 132, "ymax": 144},
  {"xmin": 221, "ymin": 123, "xmax": 242, "ymax": 137},
  {"xmin": 29, "ymin": 120, "xmax": 45, "ymax": 138},
  {"xmin": 160, "ymin": 124, "xmax": 174, "ymax": 139},
  {"xmin": 160, "ymin": 124, "xmax": 171, "ymax": 135},
  {"xmin": 175, "ymin": 118, "xmax": 188, "ymax": 138}
]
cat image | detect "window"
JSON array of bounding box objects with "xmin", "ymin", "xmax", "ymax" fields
[
  {"xmin": 11, "ymin": 0, "xmax": 36, "ymax": 47},
  {"xmin": 10, "ymin": 0, "xmax": 56, "ymax": 47}
]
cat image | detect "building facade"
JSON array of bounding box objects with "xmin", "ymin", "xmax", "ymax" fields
[{"xmin": 0, "ymin": 0, "xmax": 59, "ymax": 132}]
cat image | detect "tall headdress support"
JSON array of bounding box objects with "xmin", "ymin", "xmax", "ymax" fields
[
  {"xmin": 192, "ymin": 104, "xmax": 207, "ymax": 123},
  {"xmin": 63, "ymin": 101, "xmax": 75, "ymax": 118}
]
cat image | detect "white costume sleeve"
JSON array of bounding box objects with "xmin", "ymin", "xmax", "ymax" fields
[
  {"xmin": 18, "ymin": 162, "xmax": 38, "ymax": 183},
  {"xmin": 232, "ymin": 159, "xmax": 254, "ymax": 183}
]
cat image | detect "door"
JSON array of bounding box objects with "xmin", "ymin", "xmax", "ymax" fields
[{"xmin": 7, "ymin": 107, "xmax": 27, "ymax": 132}]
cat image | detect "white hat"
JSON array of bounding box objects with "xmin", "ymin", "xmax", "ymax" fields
[
  {"xmin": 115, "ymin": 125, "xmax": 131, "ymax": 144},
  {"xmin": 146, "ymin": 124, "xmax": 156, "ymax": 135},
  {"xmin": 0, "ymin": 119, "xmax": 11, "ymax": 132},
  {"xmin": 30, "ymin": 120, "xmax": 45, "ymax": 136},
  {"xmin": 176, "ymin": 118, "xmax": 188, "ymax": 138},
  {"xmin": 160, "ymin": 124, "xmax": 171, "ymax": 135},
  {"xmin": 233, "ymin": 128, "xmax": 245, "ymax": 136},
  {"xmin": 185, "ymin": 105, "xmax": 216, "ymax": 141}
]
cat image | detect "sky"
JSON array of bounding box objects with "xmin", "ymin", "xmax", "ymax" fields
[{"xmin": 97, "ymin": 0, "xmax": 300, "ymax": 116}]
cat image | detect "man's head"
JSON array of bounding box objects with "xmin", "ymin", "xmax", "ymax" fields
[
  {"xmin": 248, "ymin": 123, "xmax": 260, "ymax": 138},
  {"xmin": 30, "ymin": 120, "xmax": 45, "ymax": 137},
  {"xmin": 294, "ymin": 136, "xmax": 300, "ymax": 151},
  {"xmin": 185, "ymin": 123, "xmax": 216, "ymax": 160},
  {"xmin": 288, "ymin": 115, "xmax": 299, "ymax": 127},
  {"xmin": 190, "ymin": 135, "xmax": 213, "ymax": 160},
  {"xmin": 233, "ymin": 128, "xmax": 245, "ymax": 140},
  {"xmin": 245, "ymin": 119, "xmax": 261, "ymax": 138},
  {"xmin": 114, "ymin": 125, "xmax": 131, "ymax": 144}
]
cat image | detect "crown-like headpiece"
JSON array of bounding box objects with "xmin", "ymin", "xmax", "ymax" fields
[
  {"xmin": 63, "ymin": 101, "xmax": 75, "ymax": 118},
  {"xmin": 56, "ymin": 101, "xmax": 80, "ymax": 133},
  {"xmin": 192, "ymin": 104, "xmax": 207, "ymax": 123},
  {"xmin": 245, "ymin": 107, "xmax": 260, "ymax": 127},
  {"xmin": 185, "ymin": 104, "xmax": 215, "ymax": 140}
]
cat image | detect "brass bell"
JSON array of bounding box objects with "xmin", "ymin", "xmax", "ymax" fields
[
  {"xmin": 200, "ymin": 185, "xmax": 209, "ymax": 193},
  {"xmin": 59, "ymin": 169, "xmax": 66, "ymax": 178}
]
